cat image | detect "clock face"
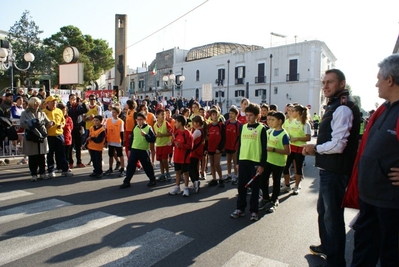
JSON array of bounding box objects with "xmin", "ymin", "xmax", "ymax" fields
[
  {"xmin": 63, "ymin": 46, "xmax": 79, "ymax": 63},
  {"xmin": 63, "ymin": 47, "xmax": 74, "ymax": 63}
]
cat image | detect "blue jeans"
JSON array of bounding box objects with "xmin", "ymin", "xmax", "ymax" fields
[
  {"xmin": 317, "ymin": 169, "xmax": 348, "ymax": 267},
  {"xmin": 47, "ymin": 135, "xmax": 68, "ymax": 173},
  {"xmin": 351, "ymin": 199, "xmax": 399, "ymax": 267}
]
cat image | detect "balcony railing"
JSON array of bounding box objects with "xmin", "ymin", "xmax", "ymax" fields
[
  {"xmin": 255, "ymin": 76, "xmax": 266, "ymax": 83},
  {"xmin": 286, "ymin": 73, "xmax": 299, "ymax": 82},
  {"xmin": 235, "ymin": 78, "xmax": 245, "ymax": 85}
]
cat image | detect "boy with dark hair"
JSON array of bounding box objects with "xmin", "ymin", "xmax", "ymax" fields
[
  {"xmin": 259, "ymin": 111, "xmax": 291, "ymax": 213},
  {"xmin": 223, "ymin": 106, "xmax": 241, "ymax": 185},
  {"xmin": 104, "ymin": 107, "xmax": 126, "ymax": 177},
  {"xmin": 231, "ymin": 103, "xmax": 267, "ymax": 221},
  {"xmin": 120, "ymin": 112, "xmax": 157, "ymax": 188},
  {"xmin": 169, "ymin": 115, "xmax": 193, "ymax": 197},
  {"xmin": 86, "ymin": 115, "xmax": 106, "ymax": 178}
]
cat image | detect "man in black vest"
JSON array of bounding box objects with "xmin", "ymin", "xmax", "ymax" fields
[{"xmin": 303, "ymin": 69, "xmax": 360, "ymax": 267}]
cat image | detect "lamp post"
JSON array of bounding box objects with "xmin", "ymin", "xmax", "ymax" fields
[
  {"xmin": 226, "ymin": 60, "xmax": 230, "ymax": 111},
  {"xmin": 163, "ymin": 70, "xmax": 185, "ymax": 98},
  {"xmin": 269, "ymin": 54, "xmax": 273, "ymax": 105},
  {"xmin": 0, "ymin": 43, "xmax": 35, "ymax": 91},
  {"xmin": 180, "ymin": 67, "xmax": 184, "ymax": 98}
]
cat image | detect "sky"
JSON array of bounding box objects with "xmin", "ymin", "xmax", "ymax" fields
[{"xmin": 2, "ymin": 0, "xmax": 398, "ymax": 111}]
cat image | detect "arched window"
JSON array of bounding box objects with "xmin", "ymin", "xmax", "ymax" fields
[{"xmin": 195, "ymin": 88, "xmax": 199, "ymax": 99}]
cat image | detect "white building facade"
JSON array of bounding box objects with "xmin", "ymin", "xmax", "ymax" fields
[{"xmin": 119, "ymin": 40, "xmax": 336, "ymax": 116}]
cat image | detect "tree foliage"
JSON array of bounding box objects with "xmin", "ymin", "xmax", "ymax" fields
[
  {"xmin": 43, "ymin": 26, "xmax": 114, "ymax": 86},
  {"xmin": 3, "ymin": 10, "xmax": 53, "ymax": 86}
]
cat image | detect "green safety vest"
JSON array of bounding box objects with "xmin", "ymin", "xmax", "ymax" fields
[
  {"xmin": 132, "ymin": 125, "xmax": 150, "ymax": 150},
  {"xmin": 154, "ymin": 121, "xmax": 171, "ymax": 147},
  {"xmin": 239, "ymin": 124, "xmax": 264, "ymax": 163},
  {"xmin": 267, "ymin": 129, "xmax": 288, "ymax": 167}
]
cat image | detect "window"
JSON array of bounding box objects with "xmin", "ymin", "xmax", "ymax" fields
[
  {"xmin": 196, "ymin": 70, "xmax": 200, "ymax": 81},
  {"xmin": 138, "ymin": 80, "xmax": 144, "ymax": 89},
  {"xmin": 274, "ymin": 87, "xmax": 278, "ymax": 94},
  {"xmin": 287, "ymin": 59, "xmax": 299, "ymax": 81},
  {"xmin": 195, "ymin": 88, "xmax": 199, "ymax": 99},
  {"xmin": 274, "ymin": 68, "xmax": 279, "ymax": 76},
  {"xmin": 255, "ymin": 89, "xmax": 266, "ymax": 97},
  {"xmin": 235, "ymin": 90, "xmax": 245, "ymax": 97},
  {"xmin": 218, "ymin": 68, "xmax": 225, "ymax": 85},
  {"xmin": 235, "ymin": 66, "xmax": 245, "ymax": 84},
  {"xmin": 256, "ymin": 63, "xmax": 265, "ymax": 83},
  {"xmin": 156, "ymin": 80, "xmax": 159, "ymax": 87},
  {"xmin": 215, "ymin": 91, "xmax": 225, "ymax": 98}
]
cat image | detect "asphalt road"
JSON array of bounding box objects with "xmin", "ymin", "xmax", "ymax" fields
[{"xmin": 0, "ymin": 142, "xmax": 359, "ymax": 267}]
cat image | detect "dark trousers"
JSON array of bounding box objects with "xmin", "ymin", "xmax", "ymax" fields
[
  {"xmin": 28, "ymin": 154, "xmax": 46, "ymax": 175},
  {"xmin": 317, "ymin": 169, "xmax": 348, "ymax": 267},
  {"xmin": 189, "ymin": 157, "xmax": 200, "ymax": 183},
  {"xmin": 261, "ymin": 162, "xmax": 284, "ymax": 202},
  {"xmin": 351, "ymin": 199, "xmax": 399, "ymax": 267},
  {"xmin": 64, "ymin": 145, "xmax": 72, "ymax": 164},
  {"xmin": 89, "ymin": 149, "xmax": 103, "ymax": 175},
  {"xmin": 237, "ymin": 160, "xmax": 260, "ymax": 213},
  {"xmin": 123, "ymin": 149, "xmax": 155, "ymax": 184},
  {"xmin": 47, "ymin": 135, "xmax": 68, "ymax": 173},
  {"xmin": 69, "ymin": 130, "xmax": 82, "ymax": 165}
]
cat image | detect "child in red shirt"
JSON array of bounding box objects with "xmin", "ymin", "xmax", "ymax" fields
[
  {"xmin": 205, "ymin": 109, "xmax": 226, "ymax": 187},
  {"xmin": 223, "ymin": 106, "xmax": 242, "ymax": 185},
  {"xmin": 169, "ymin": 115, "xmax": 193, "ymax": 197},
  {"xmin": 188, "ymin": 115, "xmax": 207, "ymax": 194}
]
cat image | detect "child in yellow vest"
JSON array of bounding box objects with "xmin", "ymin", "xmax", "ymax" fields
[
  {"xmin": 87, "ymin": 115, "xmax": 106, "ymax": 178},
  {"xmin": 154, "ymin": 109, "xmax": 173, "ymax": 181},
  {"xmin": 259, "ymin": 111, "xmax": 291, "ymax": 213},
  {"xmin": 120, "ymin": 112, "xmax": 157, "ymax": 188}
]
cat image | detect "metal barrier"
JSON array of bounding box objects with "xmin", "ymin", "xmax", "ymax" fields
[{"xmin": 0, "ymin": 121, "xmax": 25, "ymax": 163}]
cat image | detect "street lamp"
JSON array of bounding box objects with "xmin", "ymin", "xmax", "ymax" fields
[
  {"xmin": 0, "ymin": 42, "xmax": 35, "ymax": 91},
  {"xmin": 163, "ymin": 70, "xmax": 185, "ymax": 98}
]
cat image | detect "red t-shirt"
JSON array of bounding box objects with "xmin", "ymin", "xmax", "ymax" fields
[
  {"xmin": 237, "ymin": 113, "xmax": 247, "ymax": 125},
  {"xmin": 224, "ymin": 120, "xmax": 241, "ymax": 151},
  {"xmin": 173, "ymin": 129, "xmax": 193, "ymax": 164},
  {"xmin": 207, "ymin": 122, "xmax": 225, "ymax": 153},
  {"xmin": 63, "ymin": 116, "xmax": 73, "ymax": 146},
  {"xmin": 190, "ymin": 128, "xmax": 204, "ymax": 159}
]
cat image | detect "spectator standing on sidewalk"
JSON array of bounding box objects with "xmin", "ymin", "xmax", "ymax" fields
[
  {"xmin": 20, "ymin": 97, "xmax": 52, "ymax": 181},
  {"xmin": 303, "ymin": 69, "xmax": 360, "ymax": 267},
  {"xmin": 66, "ymin": 94, "xmax": 87, "ymax": 168},
  {"xmin": 349, "ymin": 54, "xmax": 399, "ymax": 267},
  {"xmin": 43, "ymin": 96, "xmax": 73, "ymax": 178}
]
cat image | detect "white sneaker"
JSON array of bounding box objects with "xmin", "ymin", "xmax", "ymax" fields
[
  {"xmin": 48, "ymin": 172, "xmax": 56, "ymax": 178},
  {"xmin": 182, "ymin": 187, "xmax": 190, "ymax": 197},
  {"xmin": 30, "ymin": 175, "xmax": 37, "ymax": 182},
  {"xmin": 293, "ymin": 186, "xmax": 300, "ymax": 195},
  {"xmin": 169, "ymin": 185, "xmax": 181, "ymax": 195},
  {"xmin": 193, "ymin": 180, "xmax": 200, "ymax": 194},
  {"xmin": 280, "ymin": 184, "xmax": 291, "ymax": 193},
  {"xmin": 40, "ymin": 174, "xmax": 47, "ymax": 179},
  {"xmin": 62, "ymin": 171, "xmax": 74, "ymax": 177}
]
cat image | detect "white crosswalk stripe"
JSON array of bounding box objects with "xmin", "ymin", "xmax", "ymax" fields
[
  {"xmin": 0, "ymin": 198, "xmax": 72, "ymax": 224},
  {"xmin": 77, "ymin": 228, "xmax": 194, "ymax": 267},
  {"xmin": 0, "ymin": 190, "xmax": 33, "ymax": 201},
  {"xmin": 222, "ymin": 251, "xmax": 289, "ymax": 267},
  {"xmin": 0, "ymin": 211, "xmax": 125, "ymax": 266}
]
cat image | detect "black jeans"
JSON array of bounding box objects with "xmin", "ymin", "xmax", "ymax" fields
[
  {"xmin": 189, "ymin": 157, "xmax": 200, "ymax": 183},
  {"xmin": 69, "ymin": 129, "xmax": 82, "ymax": 165},
  {"xmin": 47, "ymin": 135, "xmax": 68, "ymax": 173},
  {"xmin": 28, "ymin": 154, "xmax": 46, "ymax": 175},
  {"xmin": 351, "ymin": 199, "xmax": 399, "ymax": 267},
  {"xmin": 237, "ymin": 160, "xmax": 259, "ymax": 213},
  {"xmin": 123, "ymin": 149, "xmax": 155, "ymax": 184},
  {"xmin": 89, "ymin": 149, "xmax": 103, "ymax": 175},
  {"xmin": 261, "ymin": 161, "xmax": 284, "ymax": 202}
]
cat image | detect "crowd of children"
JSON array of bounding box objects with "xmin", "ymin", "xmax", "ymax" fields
[{"xmin": 62, "ymin": 94, "xmax": 312, "ymax": 221}]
